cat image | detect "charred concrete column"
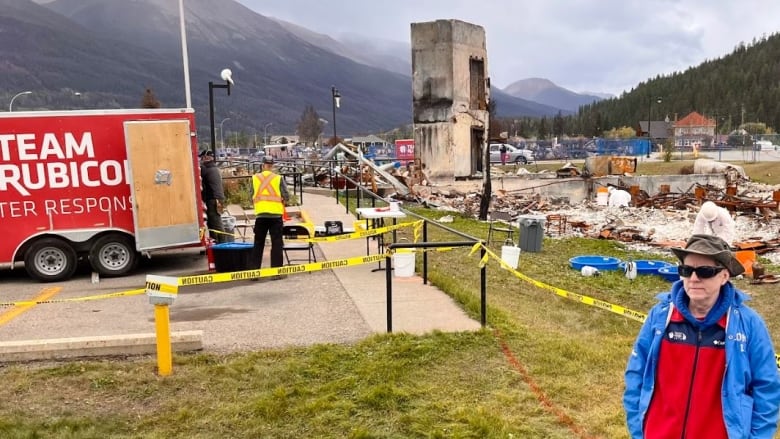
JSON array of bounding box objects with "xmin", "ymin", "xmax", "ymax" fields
[{"xmin": 411, "ymin": 19, "xmax": 489, "ymax": 180}]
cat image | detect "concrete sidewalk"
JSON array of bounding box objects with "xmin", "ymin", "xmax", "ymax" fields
[
  {"xmin": 299, "ymin": 189, "xmax": 481, "ymax": 335},
  {"xmin": 0, "ymin": 189, "xmax": 480, "ymax": 363}
]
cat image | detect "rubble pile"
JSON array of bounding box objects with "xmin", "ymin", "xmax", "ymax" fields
[{"xmin": 411, "ymin": 181, "xmax": 780, "ymax": 264}]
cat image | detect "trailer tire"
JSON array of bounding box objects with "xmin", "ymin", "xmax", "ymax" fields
[
  {"xmin": 89, "ymin": 234, "xmax": 138, "ymax": 277},
  {"xmin": 24, "ymin": 238, "xmax": 78, "ymax": 282}
]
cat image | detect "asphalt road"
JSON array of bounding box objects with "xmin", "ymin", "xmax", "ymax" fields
[{"xmin": 0, "ymin": 248, "xmax": 372, "ymax": 354}]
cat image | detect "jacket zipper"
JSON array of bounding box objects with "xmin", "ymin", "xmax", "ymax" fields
[{"xmin": 680, "ymin": 329, "xmax": 702, "ymax": 438}]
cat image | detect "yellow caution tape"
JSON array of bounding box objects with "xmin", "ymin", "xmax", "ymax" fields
[
  {"xmin": 144, "ymin": 281, "xmax": 178, "ymax": 295},
  {"xmin": 178, "ymin": 254, "xmax": 387, "ymax": 286},
  {"xmin": 413, "ymin": 221, "xmax": 423, "ymax": 243},
  {"xmin": 468, "ymin": 242, "xmax": 483, "ymax": 257},
  {"xmin": 285, "ymin": 220, "xmax": 423, "ymax": 243},
  {"xmin": 0, "ymin": 289, "xmax": 146, "ymax": 308},
  {"xmin": 389, "ymin": 247, "xmax": 454, "ymax": 254},
  {"xmin": 477, "ymin": 244, "xmax": 649, "ymax": 323},
  {"xmin": 206, "ymin": 228, "xmax": 243, "ymax": 240}
]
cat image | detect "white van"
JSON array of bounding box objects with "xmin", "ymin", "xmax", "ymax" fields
[{"xmin": 755, "ymin": 140, "xmax": 777, "ymax": 151}]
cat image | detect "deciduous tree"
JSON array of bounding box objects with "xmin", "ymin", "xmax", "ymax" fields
[{"xmin": 296, "ymin": 105, "xmax": 323, "ymax": 146}]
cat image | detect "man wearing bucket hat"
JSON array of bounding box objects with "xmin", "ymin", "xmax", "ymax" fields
[
  {"xmin": 623, "ymin": 234, "xmax": 780, "ymax": 438},
  {"xmin": 693, "ymin": 200, "xmax": 735, "ymax": 244}
]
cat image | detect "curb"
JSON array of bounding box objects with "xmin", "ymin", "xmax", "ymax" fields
[{"xmin": 0, "ymin": 330, "xmax": 203, "ymax": 362}]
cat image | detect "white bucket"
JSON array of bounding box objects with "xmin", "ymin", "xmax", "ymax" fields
[
  {"xmin": 596, "ymin": 192, "xmax": 608, "ymax": 206},
  {"xmin": 501, "ymin": 245, "xmax": 521, "ymax": 270},
  {"xmin": 393, "ymin": 250, "xmax": 415, "ymax": 277}
]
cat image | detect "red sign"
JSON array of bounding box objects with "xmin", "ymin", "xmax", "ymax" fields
[{"xmin": 394, "ymin": 139, "xmax": 415, "ymax": 164}]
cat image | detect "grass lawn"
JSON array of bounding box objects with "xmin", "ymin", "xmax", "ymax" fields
[{"xmin": 1, "ymin": 165, "xmax": 778, "ymax": 438}]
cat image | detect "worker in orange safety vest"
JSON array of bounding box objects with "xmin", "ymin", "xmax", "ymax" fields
[{"xmin": 249, "ymin": 155, "xmax": 289, "ymax": 278}]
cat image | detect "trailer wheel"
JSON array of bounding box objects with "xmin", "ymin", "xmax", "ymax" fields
[
  {"xmin": 89, "ymin": 234, "xmax": 138, "ymax": 277},
  {"xmin": 24, "ymin": 238, "xmax": 78, "ymax": 282}
]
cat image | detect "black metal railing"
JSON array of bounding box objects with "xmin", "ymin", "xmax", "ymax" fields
[{"xmin": 331, "ymin": 172, "xmax": 486, "ymax": 332}]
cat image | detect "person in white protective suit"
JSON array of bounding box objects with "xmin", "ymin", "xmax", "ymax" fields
[
  {"xmin": 692, "ymin": 201, "xmax": 735, "ymax": 244},
  {"xmin": 607, "ymin": 186, "xmax": 632, "ymax": 207}
]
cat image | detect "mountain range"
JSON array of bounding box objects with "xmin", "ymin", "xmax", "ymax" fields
[
  {"xmin": 502, "ymin": 78, "xmax": 607, "ymax": 113},
  {"xmin": 5, "ymin": 0, "xmax": 605, "ymax": 139}
]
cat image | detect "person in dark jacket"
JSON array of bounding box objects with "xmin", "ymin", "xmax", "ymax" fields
[
  {"xmin": 200, "ymin": 150, "xmax": 226, "ymax": 242},
  {"xmin": 623, "ymin": 234, "xmax": 780, "ymax": 438},
  {"xmin": 499, "ymin": 143, "xmax": 508, "ymax": 165}
]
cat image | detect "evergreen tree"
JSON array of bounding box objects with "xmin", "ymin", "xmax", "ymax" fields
[
  {"xmin": 553, "ymin": 111, "xmax": 566, "ymax": 138},
  {"xmin": 141, "ymin": 88, "xmax": 160, "ymax": 108}
]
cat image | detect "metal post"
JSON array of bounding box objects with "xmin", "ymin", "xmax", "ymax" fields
[
  {"xmin": 647, "ymin": 96, "xmax": 662, "ymax": 158},
  {"xmin": 423, "ymin": 220, "xmax": 428, "ymax": 284},
  {"xmin": 480, "ymin": 246, "xmax": 487, "ymax": 326},
  {"xmin": 331, "ymin": 86, "xmax": 340, "ymax": 142},
  {"xmin": 716, "ymin": 115, "xmax": 722, "ymax": 161},
  {"xmin": 646, "ymin": 97, "xmax": 652, "ymax": 159},
  {"xmin": 9, "ymin": 90, "xmax": 32, "ymax": 112},
  {"xmin": 219, "ymin": 117, "xmax": 230, "ymax": 150},
  {"xmin": 208, "ymin": 78, "xmax": 231, "ymax": 155},
  {"xmin": 386, "ymin": 253, "xmax": 393, "ymax": 333},
  {"xmin": 178, "ymin": 0, "xmax": 192, "ymax": 108},
  {"xmin": 154, "ymin": 304, "xmax": 172, "ymax": 376},
  {"xmin": 208, "ymin": 82, "xmax": 216, "ymax": 154},
  {"xmin": 264, "ymin": 122, "xmax": 273, "ymax": 145}
]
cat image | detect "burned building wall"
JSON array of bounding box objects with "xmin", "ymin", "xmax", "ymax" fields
[{"xmin": 411, "ymin": 19, "xmax": 489, "ymax": 180}]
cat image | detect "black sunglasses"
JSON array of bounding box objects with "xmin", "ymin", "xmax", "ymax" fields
[{"xmin": 678, "ymin": 265, "xmax": 725, "ymax": 279}]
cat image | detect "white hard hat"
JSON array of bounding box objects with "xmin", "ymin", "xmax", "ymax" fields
[{"xmin": 700, "ymin": 201, "xmax": 719, "ymax": 222}]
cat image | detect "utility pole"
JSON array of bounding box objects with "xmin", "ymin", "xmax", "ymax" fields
[{"xmin": 741, "ymin": 104, "xmax": 745, "ymax": 127}]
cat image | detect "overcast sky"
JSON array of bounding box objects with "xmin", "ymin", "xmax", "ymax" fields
[{"xmin": 238, "ymin": 0, "xmax": 780, "ymax": 97}]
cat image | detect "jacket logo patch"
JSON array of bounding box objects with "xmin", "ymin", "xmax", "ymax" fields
[{"xmin": 668, "ymin": 331, "xmax": 687, "ymax": 341}]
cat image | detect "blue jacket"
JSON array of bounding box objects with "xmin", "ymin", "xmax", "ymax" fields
[{"xmin": 623, "ymin": 280, "xmax": 780, "ymax": 438}]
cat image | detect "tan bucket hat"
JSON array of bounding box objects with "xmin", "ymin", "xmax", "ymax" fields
[{"xmin": 671, "ymin": 234, "xmax": 745, "ymax": 276}]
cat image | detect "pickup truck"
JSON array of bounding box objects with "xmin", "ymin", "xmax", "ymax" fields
[{"xmin": 489, "ymin": 143, "xmax": 535, "ymax": 164}]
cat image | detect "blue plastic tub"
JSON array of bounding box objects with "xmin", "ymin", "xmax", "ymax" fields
[
  {"xmin": 617, "ymin": 260, "xmax": 672, "ymax": 275},
  {"xmin": 569, "ymin": 255, "xmax": 622, "ymax": 271},
  {"xmin": 657, "ymin": 266, "xmax": 680, "ymax": 282}
]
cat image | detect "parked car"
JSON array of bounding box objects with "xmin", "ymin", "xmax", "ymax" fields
[
  {"xmin": 488, "ymin": 143, "xmax": 535, "ymax": 164},
  {"xmin": 754, "ymin": 140, "xmax": 777, "ymax": 151}
]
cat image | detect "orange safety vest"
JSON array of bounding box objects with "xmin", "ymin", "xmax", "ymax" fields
[{"xmin": 252, "ymin": 171, "xmax": 284, "ymax": 215}]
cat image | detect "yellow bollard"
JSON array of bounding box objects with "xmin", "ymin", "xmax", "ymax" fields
[
  {"xmin": 154, "ymin": 304, "xmax": 172, "ymax": 376},
  {"xmin": 145, "ymin": 275, "xmax": 178, "ymax": 377}
]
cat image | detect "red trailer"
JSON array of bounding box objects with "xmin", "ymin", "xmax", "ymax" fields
[{"xmin": 0, "ymin": 108, "xmax": 204, "ymax": 282}]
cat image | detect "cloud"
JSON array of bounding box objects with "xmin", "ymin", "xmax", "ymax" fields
[{"xmin": 238, "ymin": 0, "xmax": 780, "ymax": 96}]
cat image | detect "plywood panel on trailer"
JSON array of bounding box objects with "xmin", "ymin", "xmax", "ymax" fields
[{"xmin": 125, "ymin": 120, "xmax": 197, "ymax": 229}]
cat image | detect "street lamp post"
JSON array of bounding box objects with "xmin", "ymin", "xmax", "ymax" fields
[
  {"xmin": 715, "ymin": 115, "xmax": 727, "ymax": 162},
  {"xmin": 208, "ymin": 69, "xmax": 234, "ymax": 155},
  {"xmin": 219, "ymin": 117, "xmax": 230, "ymax": 151},
  {"xmin": 263, "ymin": 122, "xmax": 273, "ymax": 145},
  {"xmin": 9, "ymin": 91, "xmax": 32, "ymax": 112},
  {"xmin": 646, "ymin": 96, "xmax": 662, "ymax": 158},
  {"xmin": 331, "ymin": 86, "xmax": 341, "ymax": 144},
  {"xmin": 318, "ymin": 118, "xmax": 328, "ymax": 149}
]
